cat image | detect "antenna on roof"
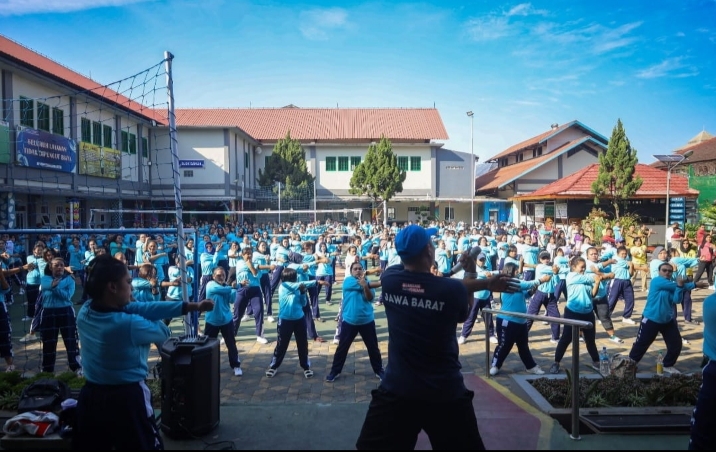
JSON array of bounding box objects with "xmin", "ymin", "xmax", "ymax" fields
[{"xmin": 433, "ymin": 102, "xmax": 435, "ymax": 108}]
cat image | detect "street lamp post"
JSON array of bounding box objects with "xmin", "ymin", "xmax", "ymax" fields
[
  {"xmin": 654, "ymin": 151, "xmax": 693, "ymax": 246},
  {"xmin": 467, "ymin": 111, "xmax": 474, "ymax": 226}
]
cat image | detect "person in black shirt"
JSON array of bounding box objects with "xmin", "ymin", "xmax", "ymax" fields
[{"xmin": 355, "ymin": 225, "xmax": 519, "ymax": 450}]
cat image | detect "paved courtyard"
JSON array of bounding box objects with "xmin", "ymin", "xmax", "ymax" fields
[{"xmin": 4, "ymin": 275, "xmax": 706, "ymax": 450}]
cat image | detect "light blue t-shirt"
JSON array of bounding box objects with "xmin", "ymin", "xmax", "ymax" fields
[{"xmin": 341, "ymin": 275, "xmax": 376, "ymax": 325}]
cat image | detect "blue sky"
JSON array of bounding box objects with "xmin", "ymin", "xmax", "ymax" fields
[{"xmin": 2, "ymin": 0, "xmax": 716, "ymax": 164}]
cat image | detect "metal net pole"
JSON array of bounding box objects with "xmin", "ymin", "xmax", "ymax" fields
[{"xmin": 164, "ymin": 51, "xmax": 192, "ymax": 339}]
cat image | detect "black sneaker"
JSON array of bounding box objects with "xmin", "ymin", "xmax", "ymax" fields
[
  {"xmin": 549, "ymin": 363, "xmax": 560, "ymax": 374},
  {"xmin": 325, "ymin": 373, "xmax": 340, "ymax": 382}
]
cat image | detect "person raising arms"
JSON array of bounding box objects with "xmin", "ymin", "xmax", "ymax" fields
[
  {"xmin": 355, "ymin": 225, "xmax": 518, "ymax": 450},
  {"xmin": 73, "ymin": 254, "xmax": 213, "ymax": 450}
]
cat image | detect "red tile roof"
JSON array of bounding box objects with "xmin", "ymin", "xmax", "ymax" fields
[
  {"xmin": 487, "ymin": 120, "xmax": 608, "ymax": 162},
  {"xmin": 475, "ymin": 137, "xmax": 601, "ymax": 192},
  {"xmin": 514, "ymin": 163, "xmax": 699, "ymax": 200},
  {"xmin": 1, "ymin": 35, "xmax": 165, "ymax": 123},
  {"xmin": 651, "ymin": 136, "xmax": 716, "ymax": 167},
  {"xmin": 173, "ymin": 108, "xmax": 449, "ymax": 142}
]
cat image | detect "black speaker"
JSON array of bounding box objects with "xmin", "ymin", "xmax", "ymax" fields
[{"xmin": 159, "ymin": 336, "xmax": 220, "ymax": 439}]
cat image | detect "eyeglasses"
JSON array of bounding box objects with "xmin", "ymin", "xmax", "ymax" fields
[{"xmin": 660, "ymin": 268, "xmax": 673, "ymax": 273}]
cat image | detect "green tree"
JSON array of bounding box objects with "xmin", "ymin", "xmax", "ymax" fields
[
  {"xmin": 591, "ymin": 119, "xmax": 643, "ymax": 219},
  {"xmin": 349, "ymin": 136, "xmax": 406, "ymax": 226},
  {"xmin": 257, "ymin": 131, "xmax": 314, "ymax": 201}
]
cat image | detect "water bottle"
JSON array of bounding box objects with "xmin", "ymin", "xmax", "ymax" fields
[
  {"xmin": 599, "ymin": 346, "xmax": 610, "ymax": 376},
  {"xmin": 656, "ymin": 351, "xmax": 664, "ymax": 375}
]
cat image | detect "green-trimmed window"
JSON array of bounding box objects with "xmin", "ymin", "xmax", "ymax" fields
[
  {"xmin": 37, "ymin": 103, "xmax": 50, "ymax": 131},
  {"xmin": 265, "ymin": 155, "xmax": 270, "ymax": 167},
  {"xmin": 92, "ymin": 121, "xmax": 102, "ymax": 146},
  {"xmin": 350, "ymin": 156, "xmax": 361, "ymax": 170},
  {"xmin": 398, "ymin": 156, "xmax": 409, "ymax": 172},
  {"xmin": 141, "ymin": 137, "xmax": 148, "ymax": 158},
  {"xmin": 338, "ymin": 156, "xmax": 349, "ymax": 171},
  {"xmin": 326, "ymin": 157, "xmax": 336, "ymax": 171},
  {"xmin": 129, "ymin": 133, "xmax": 137, "ymax": 155},
  {"xmin": 245, "ymin": 151, "xmax": 249, "ymax": 169},
  {"xmin": 19, "ymin": 97, "xmax": 34, "ymax": 127},
  {"xmin": 81, "ymin": 118, "xmax": 91, "ymax": 142},
  {"xmin": 121, "ymin": 131, "xmax": 129, "ymax": 153},
  {"xmin": 103, "ymin": 125, "xmax": 113, "ymax": 148},
  {"xmin": 51, "ymin": 107, "xmax": 64, "ymax": 135},
  {"xmin": 410, "ymin": 156, "xmax": 421, "ymax": 171}
]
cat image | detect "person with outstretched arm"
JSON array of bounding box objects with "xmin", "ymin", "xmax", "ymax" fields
[{"xmin": 355, "ymin": 225, "xmax": 519, "ymax": 450}]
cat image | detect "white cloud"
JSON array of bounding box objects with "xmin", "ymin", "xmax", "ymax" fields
[
  {"xmin": 591, "ymin": 22, "xmax": 642, "ymax": 53},
  {"xmin": 465, "ymin": 2, "xmax": 548, "ymax": 41},
  {"xmin": 0, "ymin": 0, "xmax": 152, "ymax": 16},
  {"xmin": 299, "ymin": 7, "xmax": 349, "ymax": 41},
  {"xmin": 465, "ymin": 16, "xmax": 511, "ymax": 41},
  {"xmin": 505, "ymin": 3, "xmax": 548, "ymax": 17},
  {"xmin": 636, "ymin": 57, "xmax": 699, "ymax": 79}
]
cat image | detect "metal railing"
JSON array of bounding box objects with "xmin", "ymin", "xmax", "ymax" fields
[{"xmin": 481, "ymin": 308, "xmax": 593, "ymax": 441}]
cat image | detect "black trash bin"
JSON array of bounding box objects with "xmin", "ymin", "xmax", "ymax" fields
[{"xmin": 159, "ymin": 336, "xmax": 220, "ymax": 439}]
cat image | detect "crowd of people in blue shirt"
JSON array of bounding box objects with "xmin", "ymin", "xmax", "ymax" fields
[{"xmin": 1, "ymin": 214, "xmax": 716, "ymax": 449}]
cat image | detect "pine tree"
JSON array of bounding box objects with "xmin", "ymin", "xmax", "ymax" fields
[
  {"xmin": 349, "ymin": 136, "xmax": 406, "ymax": 226},
  {"xmin": 591, "ymin": 119, "xmax": 643, "ymax": 219},
  {"xmin": 257, "ymin": 131, "xmax": 314, "ymax": 201}
]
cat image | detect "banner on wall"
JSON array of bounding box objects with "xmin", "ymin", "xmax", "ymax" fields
[
  {"xmin": 16, "ymin": 127, "xmax": 77, "ymax": 173},
  {"xmin": 78, "ymin": 142, "xmax": 121, "ymax": 179}
]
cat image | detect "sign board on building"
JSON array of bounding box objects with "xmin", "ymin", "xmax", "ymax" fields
[
  {"xmin": 78, "ymin": 142, "xmax": 121, "ymax": 179},
  {"xmin": 534, "ymin": 204, "xmax": 545, "ymax": 220},
  {"xmin": 16, "ymin": 127, "xmax": 77, "ymax": 173},
  {"xmin": 556, "ymin": 203, "xmax": 568, "ymax": 219},
  {"xmin": 179, "ymin": 159, "xmax": 204, "ymax": 168}
]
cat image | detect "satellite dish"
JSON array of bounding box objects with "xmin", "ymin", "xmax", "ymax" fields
[{"xmin": 256, "ymin": 147, "xmax": 263, "ymax": 154}]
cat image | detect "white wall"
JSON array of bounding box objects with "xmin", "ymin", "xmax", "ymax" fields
[
  {"xmin": 523, "ymin": 157, "xmax": 559, "ymax": 180},
  {"xmin": 153, "ymin": 129, "xmax": 227, "ymax": 186},
  {"xmin": 563, "ymin": 147, "xmax": 599, "ymax": 175},
  {"xmin": 544, "ymin": 127, "xmax": 589, "ymax": 152}
]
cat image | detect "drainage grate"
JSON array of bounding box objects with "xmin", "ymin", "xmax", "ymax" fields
[{"xmin": 581, "ymin": 414, "xmax": 692, "ymax": 433}]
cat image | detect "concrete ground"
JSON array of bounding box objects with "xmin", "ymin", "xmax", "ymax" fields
[{"xmin": 3, "ymin": 272, "xmax": 707, "ymax": 450}]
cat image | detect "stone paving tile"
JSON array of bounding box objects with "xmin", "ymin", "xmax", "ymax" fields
[{"xmin": 4, "ymin": 281, "xmax": 709, "ymax": 407}]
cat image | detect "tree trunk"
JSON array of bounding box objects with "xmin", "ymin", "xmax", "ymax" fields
[
  {"xmin": 383, "ymin": 200, "xmax": 388, "ymax": 228},
  {"xmin": 613, "ymin": 201, "xmax": 620, "ymax": 220}
]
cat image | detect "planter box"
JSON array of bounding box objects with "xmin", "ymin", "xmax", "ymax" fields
[{"xmin": 510, "ymin": 373, "xmax": 694, "ymax": 435}]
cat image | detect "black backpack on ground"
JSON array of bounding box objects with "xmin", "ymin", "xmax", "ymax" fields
[{"xmin": 17, "ymin": 379, "xmax": 72, "ymax": 414}]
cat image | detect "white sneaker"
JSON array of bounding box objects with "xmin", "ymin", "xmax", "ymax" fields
[
  {"xmin": 256, "ymin": 336, "xmax": 269, "ymax": 344},
  {"xmin": 21, "ymin": 316, "xmax": 32, "ymax": 322},
  {"xmin": 682, "ymin": 338, "xmax": 690, "ymax": 345},
  {"xmin": 19, "ymin": 333, "xmax": 38, "ymax": 343},
  {"xmin": 267, "ymin": 316, "xmax": 276, "ymax": 323},
  {"xmin": 550, "ymin": 338, "xmax": 559, "ymax": 345},
  {"xmin": 527, "ymin": 365, "xmax": 545, "ymax": 375},
  {"xmin": 241, "ymin": 315, "xmax": 252, "ymax": 322},
  {"xmin": 609, "ymin": 335, "xmax": 624, "ymax": 344},
  {"xmin": 489, "ymin": 366, "xmax": 499, "ymax": 376},
  {"xmin": 457, "ymin": 336, "xmax": 466, "ymax": 345},
  {"xmin": 489, "ymin": 336, "xmax": 498, "ymax": 344},
  {"xmin": 234, "ymin": 367, "xmax": 243, "ymax": 376},
  {"xmin": 332, "ymin": 338, "xmax": 339, "ymax": 345},
  {"xmin": 709, "ymin": 285, "xmax": 715, "ymax": 290},
  {"xmin": 663, "ymin": 366, "xmax": 681, "ymax": 375},
  {"xmin": 622, "ymin": 317, "xmax": 637, "ymax": 325}
]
